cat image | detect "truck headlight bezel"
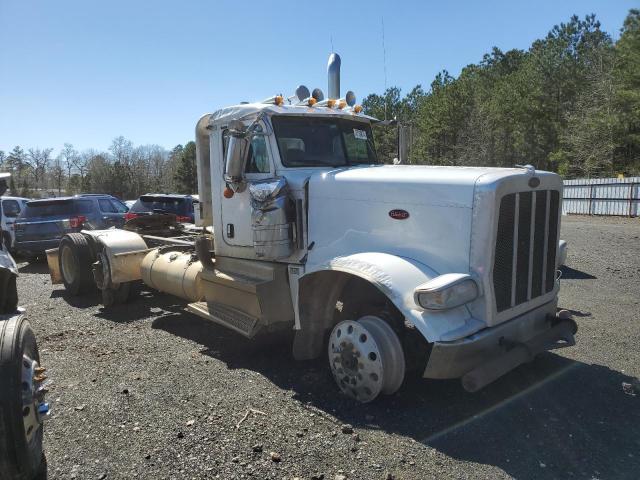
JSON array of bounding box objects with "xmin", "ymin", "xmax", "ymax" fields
[{"xmin": 414, "ymin": 273, "xmax": 479, "ymax": 310}]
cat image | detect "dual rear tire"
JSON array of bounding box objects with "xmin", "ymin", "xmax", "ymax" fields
[
  {"xmin": 58, "ymin": 233, "xmax": 93, "ymax": 295},
  {"xmin": 58, "ymin": 234, "xmax": 134, "ymax": 306}
]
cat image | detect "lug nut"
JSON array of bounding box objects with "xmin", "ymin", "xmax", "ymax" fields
[
  {"xmin": 35, "ymin": 367, "xmax": 46, "ymax": 374},
  {"xmin": 34, "ymin": 375, "xmax": 47, "ymax": 383},
  {"xmin": 36, "ymin": 387, "xmax": 49, "ymax": 400}
]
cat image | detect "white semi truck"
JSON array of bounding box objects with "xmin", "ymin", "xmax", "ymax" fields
[{"xmin": 46, "ymin": 54, "xmax": 576, "ymax": 402}]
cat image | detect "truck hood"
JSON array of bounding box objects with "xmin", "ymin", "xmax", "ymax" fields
[
  {"xmin": 306, "ymin": 164, "xmax": 536, "ymax": 277},
  {"xmin": 308, "ymin": 164, "xmax": 523, "ymax": 208}
]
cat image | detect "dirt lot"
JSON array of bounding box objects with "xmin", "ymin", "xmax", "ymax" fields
[{"xmin": 16, "ymin": 215, "xmax": 640, "ymax": 480}]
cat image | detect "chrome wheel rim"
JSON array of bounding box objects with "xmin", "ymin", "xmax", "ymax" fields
[
  {"xmin": 329, "ymin": 316, "xmax": 406, "ymax": 403},
  {"xmin": 21, "ymin": 355, "xmax": 48, "ymax": 443}
]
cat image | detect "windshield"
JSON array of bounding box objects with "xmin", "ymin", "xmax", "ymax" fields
[
  {"xmin": 271, "ymin": 116, "xmax": 378, "ymax": 167},
  {"xmin": 22, "ymin": 199, "xmax": 76, "ymax": 218},
  {"xmin": 132, "ymin": 196, "xmax": 190, "ymax": 215}
]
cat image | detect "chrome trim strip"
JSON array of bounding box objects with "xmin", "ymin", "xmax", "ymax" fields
[
  {"xmin": 510, "ymin": 193, "xmax": 520, "ymax": 308},
  {"xmin": 527, "ymin": 191, "xmax": 537, "ymax": 300},
  {"xmin": 541, "ymin": 191, "xmax": 550, "ymax": 290}
]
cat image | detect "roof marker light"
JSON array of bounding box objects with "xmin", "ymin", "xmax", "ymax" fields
[
  {"xmin": 353, "ymin": 104, "xmax": 363, "ymax": 114},
  {"xmin": 274, "ymin": 95, "xmax": 284, "ymax": 106},
  {"xmin": 326, "ymin": 99, "xmax": 336, "ymax": 108}
]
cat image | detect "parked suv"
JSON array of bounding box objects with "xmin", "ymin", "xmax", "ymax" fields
[
  {"xmin": 14, "ymin": 194, "xmax": 128, "ymax": 257},
  {"xmin": 0, "ymin": 196, "xmax": 30, "ymax": 250},
  {"xmin": 125, "ymin": 194, "xmax": 197, "ymax": 223}
]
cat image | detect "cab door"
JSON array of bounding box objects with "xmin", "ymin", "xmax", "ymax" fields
[{"xmin": 220, "ymin": 126, "xmax": 274, "ymax": 247}]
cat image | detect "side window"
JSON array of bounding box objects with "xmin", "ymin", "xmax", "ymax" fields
[
  {"xmin": 222, "ymin": 127, "xmax": 270, "ymax": 174},
  {"xmin": 222, "ymin": 129, "xmax": 230, "ymax": 161},
  {"xmin": 246, "ymin": 135, "xmax": 270, "ymax": 174},
  {"xmin": 110, "ymin": 200, "xmax": 128, "ymax": 213},
  {"xmin": 98, "ymin": 199, "xmax": 117, "ymax": 213},
  {"xmin": 76, "ymin": 200, "xmax": 94, "ymax": 214},
  {"xmin": 3, "ymin": 200, "xmax": 21, "ymax": 217}
]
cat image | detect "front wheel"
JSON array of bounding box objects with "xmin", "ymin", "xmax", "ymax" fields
[{"xmin": 328, "ymin": 315, "xmax": 406, "ymax": 403}]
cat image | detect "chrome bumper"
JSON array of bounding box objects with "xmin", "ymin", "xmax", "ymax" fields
[{"xmin": 423, "ymin": 299, "xmax": 577, "ymax": 390}]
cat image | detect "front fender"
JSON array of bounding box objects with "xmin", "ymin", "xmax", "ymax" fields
[{"xmin": 304, "ymin": 252, "xmax": 483, "ymax": 343}]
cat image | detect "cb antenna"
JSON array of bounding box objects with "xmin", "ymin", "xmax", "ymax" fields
[{"xmin": 381, "ymin": 16, "xmax": 388, "ymax": 120}]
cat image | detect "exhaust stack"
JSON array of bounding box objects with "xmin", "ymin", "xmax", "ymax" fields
[{"xmin": 327, "ymin": 53, "xmax": 341, "ymax": 99}]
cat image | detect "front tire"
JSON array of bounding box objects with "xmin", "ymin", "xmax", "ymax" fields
[
  {"xmin": 0, "ymin": 316, "xmax": 46, "ymax": 480},
  {"xmin": 59, "ymin": 233, "xmax": 93, "ymax": 295},
  {"xmin": 328, "ymin": 315, "xmax": 406, "ymax": 403}
]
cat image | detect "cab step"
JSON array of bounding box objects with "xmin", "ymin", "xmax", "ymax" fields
[{"xmin": 186, "ymin": 301, "xmax": 259, "ymax": 338}]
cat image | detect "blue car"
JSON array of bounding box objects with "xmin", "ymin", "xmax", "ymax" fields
[{"xmin": 14, "ymin": 194, "xmax": 128, "ymax": 257}]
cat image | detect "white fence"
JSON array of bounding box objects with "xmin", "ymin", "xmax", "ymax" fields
[{"xmin": 563, "ymin": 177, "xmax": 640, "ymax": 217}]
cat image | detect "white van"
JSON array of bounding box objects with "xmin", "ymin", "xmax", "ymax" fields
[{"xmin": 1, "ymin": 196, "xmax": 30, "ymax": 250}]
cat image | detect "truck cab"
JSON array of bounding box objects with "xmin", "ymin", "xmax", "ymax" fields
[{"xmin": 48, "ymin": 54, "xmax": 577, "ymax": 403}]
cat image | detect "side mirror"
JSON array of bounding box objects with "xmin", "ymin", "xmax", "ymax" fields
[{"xmin": 224, "ymin": 120, "xmax": 250, "ymax": 191}]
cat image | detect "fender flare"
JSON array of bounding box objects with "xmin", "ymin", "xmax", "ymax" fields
[
  {"xmin": 299, "ymin": 252, "xmax": 479, "ymax": 348},
  {"xmin": 80, "ymin": 229, "xmax": 150, "ymax": 284}
]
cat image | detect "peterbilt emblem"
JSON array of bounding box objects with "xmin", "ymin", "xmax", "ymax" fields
[
  {"xmin": 528, "ymin": 177, "xmax": 541, "ymax": 188},
  {"xmin": 389, "ymin": 209, "xmax": 409, "ymax": 220}
]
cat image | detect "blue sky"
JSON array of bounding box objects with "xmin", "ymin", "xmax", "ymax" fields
[{"xmin": 0, "ymin": 0, "xmax": 636, "ymax": 155}]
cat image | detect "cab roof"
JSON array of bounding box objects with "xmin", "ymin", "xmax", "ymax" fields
[{"xmin": 208, "ymin": 103, "xmax": 376, "ymax": 127}]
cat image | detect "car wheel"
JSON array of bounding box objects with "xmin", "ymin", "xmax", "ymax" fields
[
  {"xmin": 0, "ymin": 316, "xmax": 47, "ymax": 480},
  {"xmin": 58, "ymin": 233, "xmax": 93, "ymax": 295}
]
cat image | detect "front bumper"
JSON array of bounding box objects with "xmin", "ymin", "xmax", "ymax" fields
[{"xmin": 424, "ymin": 299, "xmax": 577, "ymax": 389}]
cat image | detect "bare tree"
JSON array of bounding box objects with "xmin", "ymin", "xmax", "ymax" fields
[
  {"xmin": 26, "ymin": 148, "xmax": 53, "ymax": 193},
  {"xmin": 59, "ymin": 143, "xmax": 78, "ymax": 182},
  {"xmin": 50, "ymin": 155, "xmax": 65, "ymax": 194}
]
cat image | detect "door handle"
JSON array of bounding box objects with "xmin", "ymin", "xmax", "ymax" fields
[{"xmin": 226, "ymin": 224, "xmax": 234, "ymax": 238}]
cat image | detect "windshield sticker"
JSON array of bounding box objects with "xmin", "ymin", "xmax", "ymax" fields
[{"xmin": 353, "ymin": 129, "xmax": 368, "ymax": 140}]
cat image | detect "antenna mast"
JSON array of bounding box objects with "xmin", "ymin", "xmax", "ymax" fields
[{"xmin": 381, "ymin": 16, "xmax": 388, "ymax": 120}]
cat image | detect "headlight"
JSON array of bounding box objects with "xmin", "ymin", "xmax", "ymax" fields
[{"xmin": 414, "ymin": 273, "xmax": 479, "ymax": 310}]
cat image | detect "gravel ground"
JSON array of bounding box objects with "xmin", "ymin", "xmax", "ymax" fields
[{"xmin": 15, "ymin": 215, "xmax": 640, "ymax": 480}]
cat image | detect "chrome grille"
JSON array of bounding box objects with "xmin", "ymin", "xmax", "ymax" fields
[{"xmin": 493, "ymin": 190, "xmax": 560, "ymax": 312}]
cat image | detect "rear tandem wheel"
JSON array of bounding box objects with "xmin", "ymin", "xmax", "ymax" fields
[{"xmin": 58, "ymin": 233, "xmax": 94, "ymax": 295}]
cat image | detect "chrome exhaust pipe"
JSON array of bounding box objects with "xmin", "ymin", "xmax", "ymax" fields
[
  {"xmin": 195, "ymin": 114, "xmax": 213, "ymax": 227},
  {"xmin": 327, "ymin": 53, "xmax": 341, "ymax": 99}
]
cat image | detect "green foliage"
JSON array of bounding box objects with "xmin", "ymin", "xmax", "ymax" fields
[
  {"xmin": 362, "ymin": 11, "xmax": 640, "ymax": 177},
  {"xmin": 173, "ymin": 141, "xmax": 197, "ymax": 194},
  {"xmin": 613, "ymin": 9, "xmax": 640, "ymax": 173}
]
